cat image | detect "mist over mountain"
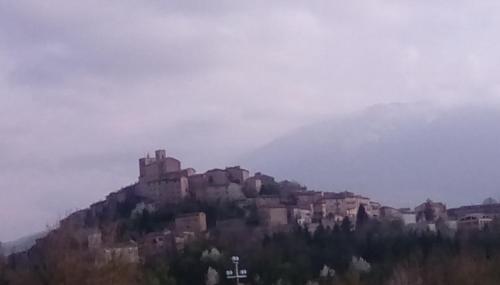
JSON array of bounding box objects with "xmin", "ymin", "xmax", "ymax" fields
[
  {"xmin": 241, "ymin": 103, "xmax": 500, "ymax": 208},
  {"xmin": 1, "ymin": 231, "xmax": 46, "ymax": 256}
]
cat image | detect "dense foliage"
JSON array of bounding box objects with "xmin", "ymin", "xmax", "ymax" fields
[
  {"xmin": 3, "ymin": 218, "xmax": 500, "ymax": 285},
  {"xmin": 163, "ymin": 219, "xmax": 500, "ymax": 285}
]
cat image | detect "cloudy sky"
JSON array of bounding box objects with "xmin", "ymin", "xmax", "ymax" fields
[{"xmin": 1, "ymin": 0, "xmax": 500, "ymax": 241}]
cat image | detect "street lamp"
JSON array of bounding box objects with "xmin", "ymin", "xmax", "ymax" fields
[{"xmin": 226, "ymin": 256, "xmax": 247, "ymax": 285}]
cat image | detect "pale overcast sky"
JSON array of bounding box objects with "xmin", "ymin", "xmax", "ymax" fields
[{"xmin": 1, "ymin": 0, "xmax": 500, "ymax": 241}]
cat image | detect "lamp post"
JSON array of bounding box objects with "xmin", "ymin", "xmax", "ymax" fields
[{"xmin": 226, "ymin": 256, "xmax": 247, "ymax": 285}]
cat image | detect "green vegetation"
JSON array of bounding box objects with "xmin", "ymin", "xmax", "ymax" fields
[
  {"xmin": 145, "ymin": 219, "xmax": 500, "ymax": 285},
  {"xmin": 4, "ymin": 217, "xmax": 500, "ymax": 285}
]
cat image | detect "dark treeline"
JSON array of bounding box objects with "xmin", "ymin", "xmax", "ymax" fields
[
  {"xmin": 167, "ymin": 218, "xmax": 500, "ymax": 285},
  {"xmin": 2, "ymin": 217, "xmax": 500, "ymax": 285}
]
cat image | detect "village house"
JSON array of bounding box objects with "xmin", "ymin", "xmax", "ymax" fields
[
  {"xmin": 175, "ymin": 212, "xmax": 207, "ymax": 235},
  {"xmin": 458, "ymin": 214, "xmax": 493, "ymax": 231},
  {"xmin": 448, "ymin": 203, "xmax": 500, "ymax": 220},
  {"xmin": 380, "ymin": 206, "xmax": 403, "ymax": 221},
  {"xmin": 225, "ymin": 166, "xmax": 250, "ymax": 184},
  {"xmin": 188, "ymin": 173, "xmax": 206, "ymax": 199},
  {"xmin": 415, "ymin": 200, "xmax": 447, "ymax": 222},
  {"xmin": 312, "ymin": 199, "xmax": 327, "ymax": 221},
  {"xmin": 369, "ymin": 201, "xmax": 382, "ymax": 218},
  {"xmin": 278, "ymin": 180, "xmax": 307, "ymax": 200},
  {"xmin": 139, "ymin": 176, "xmax": 190, "ymax": 204},
  {"xmin": 322, "ymin": 191, "xmax": 371, "ymax": 220},
  {"xmin": 243, "ymin": 176, "xmax": 262, "ymax": 198},
  {"xmin": 258, "ymin": 206, "xmax": 288, "ymax": 229},
  {"xmin": 400, "ymin": 208, "xmax": 417, "ymax": 225},
  {"xmin": 188, "ymin": 168, "xmax": 247, "ymax": 203},
  {"xmin": 254, "ymin": 172, "xmax": 276, "ymax": 186},
  {"xmin": 204, "ymin": 182, "xmax": 246, "ymax": 203},
  {"xmin": 295, "ymin": 191, "xmax": 322, "ymax": 209},
  {"xmin": 288, "ymin": 206, "xmax": 313, "ymax": 226},
  {"xmin": 165, "ymin": 168, "xmax": 196, "ymax": 179}
]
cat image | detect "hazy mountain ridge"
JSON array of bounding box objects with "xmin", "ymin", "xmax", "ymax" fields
[
  {"xmin": 1, "ymin": 231, "xmax": 47, "ymax": 256},
  {"xmin": 241, "ymin": 103, "xmax": 500, "ymax": 208}
]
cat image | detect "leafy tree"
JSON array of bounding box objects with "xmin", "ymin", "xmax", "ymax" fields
[
  {"xmin": 205, "ymin": 267, "xmax": 219, "ymax": 285},
  {"xmin": 0, "ymin": 253, "xmax": 8, "ymax": 285},
  {"xmin": 142, "ymin": 260, "xmax": 177, "ymax": 285},
  {"xmin": 341, "ymin": 217, "xmax": 352, "ymax": 233},
  {"xmin": 423, "ymin": 200, "xmax": 436, "ymax": 222},
  {"xmin": 260, "ymin": 184, "xmax": 280, "ymax": 196},
  {"xmin": 355, "ymin": 205, "xmax": 369, "ymax": 229}
]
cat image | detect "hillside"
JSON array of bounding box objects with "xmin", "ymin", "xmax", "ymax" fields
[
  {"xmin": 2, "ymin": 146, "xmax": 500, "ymax": 285},
  {"xmin": 1, "ymin": 232, "xmax": 47, "ymax": 256},
  {"xmin": 241, "ymin": 104, "xmax": 500, "ymax": 208}
]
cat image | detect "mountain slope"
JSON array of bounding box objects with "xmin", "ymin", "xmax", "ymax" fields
[
  {"xmin": 240, "ymin": 103, "xmax": 500, "ymax": 207},
  {"xmin": 1, "ymin": 231, "xmax": 47, "ymax": 256}
]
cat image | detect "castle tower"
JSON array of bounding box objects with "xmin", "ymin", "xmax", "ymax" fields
[{"xmin": 155, "ymin": 149, "xmax": 166, "ymax": 160}]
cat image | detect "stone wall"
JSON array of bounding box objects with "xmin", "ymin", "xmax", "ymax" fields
[
  {"xmin": 258, "ymin": 207, "xmax": 288, "ymax": 228},
  {"xmin": 175, "ymin": 212, "xmax": 207, "ymax": 234}
]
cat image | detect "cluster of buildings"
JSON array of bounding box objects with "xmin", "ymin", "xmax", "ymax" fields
[
  {"xmin": 9, "ymin": 148, "xmax": 500, "ymax": 265},
  {"xmin": 66, "ymin": 149, "xmax": 387, "ymax": 264},
  {"xmin": 378, "ymin": 199, "xmax": 500, "ymax": 233},
  {"xmin": 134, "ymin": 149, "xmax": 386, "ymax": 230},
  {"xmin": 136, "ymin": 150, "xmax": 250, "ymax": 204}
]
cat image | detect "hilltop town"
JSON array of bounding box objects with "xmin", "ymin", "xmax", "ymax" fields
[{"xmin": 5, "ymin": 148, "xmax": 500, "ymax": 268}]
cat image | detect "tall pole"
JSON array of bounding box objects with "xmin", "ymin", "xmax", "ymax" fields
[
  {"xmin": 235, "ymin": 260, "xmax": 239, "ymax": 285},
  {"xmin": 226, "ymin": 256, "xmax": 247, "ymax": 285}
]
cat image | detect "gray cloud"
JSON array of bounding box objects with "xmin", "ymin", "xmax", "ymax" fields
[{"xmin": 1, "ymin": 0, "xmax": 500, "ymax": 241}]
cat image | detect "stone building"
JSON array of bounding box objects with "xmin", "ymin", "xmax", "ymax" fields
[
  {"xmin": 278, "ymin": 180, "xmax": 307, "ymax": 199},
  {"xmin": 369, "ymin": 201, "xmax": 382, "ymax": 218},
  {"xmin": 136, "ymin": 149, "xmax": 194, "ymax": 204},
  {"xmin": 175, "ymin": 212, "xmax": 207, "ymax": 234},
  {"xmin": 205, "ymin": 169, "xmax": 230, "ymax": 186},
  {"xmin": 187, "ymin": 168, "xmax": 248, "ymax": 203},
  {"xmin": 254, "ymin": 172, "xmax": 276, "ymax": 186},
  {"xmin": 457, "ymin": 214, "xmax": 493, "ymax": 231},
  {"xmin": 313, "ymin": 200, "xmax": 327, "ymax": 221},
  {"xmin": 379, "ymin": 206, "xmax": 403, "ymax": 221},
  {"xmin": 188, "ymin": 173, "xmax": 206, "ymax": 198},
  {"xmin": 225, "ymin": 166, "xmax": 250, "ymax": 184},
  {"xmin": 448, "ymin": 203, "xmax": 500, "ymax": 220},
  {"xmin": 137, "ymin": 176, "xmax": 189, "ymax": 204},
  {"xmin": 295, "ymin": 191, "xmax": 322, "ymax": 209},
  {"xmin": 243, "ymin": 176, "xmax": 262, "ymax": 198},
  {"xmin": 139, "ymin": 150, "xmax": 181, "ymax": 184},
  {"xmin": 400, "ymin": 209, "xmax": 417, "ymax": 225},
  {"xmin": 258, "ymin": 206, "xmax": 288, "ymax": 228},
  {"xmin": 205, "ymin": 183, "xmax": 246, "ymax": 203},
  {"xmin": 415, "ymin": 200, "xmax": 447, "ymax": 222},
  {"xmin": 289, "ymin": 206, "xmax": 313, "ymax": 226},
  {"xmin": 322, "ymin": 192, "xmax": 371, "ymax": 220},
  {"xmin": 165, "ymin": 168, "xmax": 196, "ymax": 179}
]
